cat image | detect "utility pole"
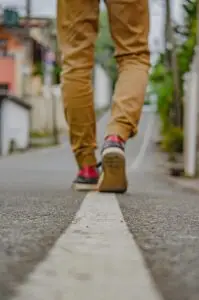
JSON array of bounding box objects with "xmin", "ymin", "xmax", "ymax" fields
[
  {"xmin": 44, "ymin": 49, "xmax": 59, "ymax": 145},
  {"xmin": 25, "ymin": 0, "xmax": 31, "ymax": 34},
  {"xmin": 196, "ymin": 0, "xmax": 199, "ymax": 168},
  {"xmin": 25, "ymin": 0, "xmax": 31, "ymax": 55},
  {"xmin": 165, "ymin": 0, "xmax": 182, "ymax": 128},
  {"xmin": 183, "ymin": 1, "xmax": 199, "ymax": 177},
  {"xmin": 197, "ymin": 0, "xmax": 199, "ymax": 47},
  {"xmin": 23, "ymin": 0, "xmax": 32, "ymax": 98},
  {"xmin": 164, "ymin": 0, "xmax": 171, "ymax": 70}
]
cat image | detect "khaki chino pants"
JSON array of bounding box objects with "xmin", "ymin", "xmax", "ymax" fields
[{"xmin": 57, "ymin": 0, "xmax": 150, "ymax": 168}]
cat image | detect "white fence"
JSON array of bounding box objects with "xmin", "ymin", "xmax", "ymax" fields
[{"xmin": 94, "ymin": 64, "xmax": 112, "ymax": 109}]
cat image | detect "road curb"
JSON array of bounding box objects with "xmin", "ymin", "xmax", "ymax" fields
[
  {"xmin": 0, "ymin": 109, "xmax": 107, "ymax": 162},
  {"xmin": 167, "ymin": 175, "xmax": 199, "ymax": 194},
  {"xmin": 0, "ymin": 143, "xmax": 66, "ymax": 161},
  {"xmin": 153, "ymin": 147, "xmax": 199, "ymax": 194}
]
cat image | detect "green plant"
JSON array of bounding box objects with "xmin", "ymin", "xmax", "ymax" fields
[
  {"xmin": 149, "ymin": 0, "xmax": 197, "ymax": 154},
  {"xmin": 32, "ymin": 62, "xmax": 43, "ymax": 78},
  {"xmin": 144, "ymin": 99, "xmax": 151, "ymax": 105},
  {"xmin": 150, "ymin": 63, "xmax": 174, "ymax": 134},
  {"xmin": 54, "ymin": 64, "xmax": 61, "ymax": 84},
  {"xmin": 32, "ymin": 61, "xmax": 61, "ymax": 84},
  {"xmin": 30, "ymin": 131, "xmax": 53, "ymax": 138},
  {"xmin": 161, "ymin": 126, "xmax": 184, "ymax": 153}
]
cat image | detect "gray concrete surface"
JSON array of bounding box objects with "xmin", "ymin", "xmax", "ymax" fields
[
  {"xmin": 0, "ymin": 111, "xmax": 150, "ymax": 300},
  {"xmin": 12, "ymin": 193, "xmax": 162, "ymax": 300},
  {"xmin": 0, "ymin": 110, "xmax": 199, "ymax": 300},
  {"xmin": 0, "ymin": 140, "xmax": 82, "ymax": 299},
  {"xmin": 118, "ymin": 143, "xmax": 199, "ymax": 300}
]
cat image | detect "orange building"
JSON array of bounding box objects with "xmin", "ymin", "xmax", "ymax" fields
[
  {"xmin": 0, "ymin": 27, "xmax": 24, "ymax": 94},
  {"xmin": 0, "ymin": 16, "xmax": 56, "ymax": 97}
]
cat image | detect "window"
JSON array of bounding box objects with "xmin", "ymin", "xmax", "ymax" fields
[
  {"xmin": 0, "ymin": 39, "xmax": 8, "ymax": 56},
  {"xmin": 0, "ymin": 84, "xmax": 9, "ymax": 96}
]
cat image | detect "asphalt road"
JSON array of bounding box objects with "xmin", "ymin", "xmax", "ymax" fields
[{"xmin": 0, "ymin": 110, "xmax": 199, "ymax": 300}]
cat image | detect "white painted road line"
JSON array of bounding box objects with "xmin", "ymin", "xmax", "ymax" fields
[
  {"xmin": 130, "ymin": 114, "xmax": 155, "ymax": 171},
  {"xmin": 13, "ymin": 192, "xmax": 162, "ymax": 300}
]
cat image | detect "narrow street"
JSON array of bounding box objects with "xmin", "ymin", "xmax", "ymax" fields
[{"xmin": 0, "ymin": 111, "xmax": 199, "ymax": 300}]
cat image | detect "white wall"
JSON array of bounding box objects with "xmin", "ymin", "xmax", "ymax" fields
[
  {"xmin": 14, "ymin": 49, "xmax": 26, "ymax": 98},
  {"xmin": 94, "ymin": 64, "xmax": 112, "ymax": 110},
  {"xmin": 27, "ymin": 65, "xmax": 112, "ymax": 134},
  {"xmin": 1, "ymin": 100, "xmax": 30, "ymax": 155},
  {"xmin": 27, "ymin": 88, "xmax": 68, "ymax": 133}
]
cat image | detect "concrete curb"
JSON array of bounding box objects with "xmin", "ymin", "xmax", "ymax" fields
[
  {"xmin": 167, "ymin": 175, "xmax": 199, "ymax": 194},
  {"xmin": 0, "ymin": 108, "xmax": 108, "ymax": 162},
  {"xmin": 153, "ymin": 145, "xmax": 199, "ymax": 194},
  {"xmin": 0, "ymin": 143, "xmax": 66, "ymax": 161}
]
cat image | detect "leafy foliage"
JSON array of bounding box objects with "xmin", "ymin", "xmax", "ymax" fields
[
  {"xmin": 161, "ymin": 126, "xmax": 184, "ymax": 153},
  {"xmin": 150, "ymin": 0, "xmax": 197, "ymax": 153}
]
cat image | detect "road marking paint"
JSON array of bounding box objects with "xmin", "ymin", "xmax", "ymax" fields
[
  {"xmin": 130, "ymin": 115, "xmax": 155, "ymax": 171},
  {"xmin": 12, "ymin": 192, "xmax": 162, "ymax": 300}
]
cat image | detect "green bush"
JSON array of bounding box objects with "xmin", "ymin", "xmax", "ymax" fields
[
  {"xmin": 30, "ymin": 131, "xmax": 53, "ymax": 138},
  {"xmin": 150, "ymin": 63, "xmax": 174, "ymax": 135},
  {"xmin": 149, "ymin": 0, "xmax": 197, "ymax": 154},
  {"xmin": 144, "ymin": 99, "xmax": 151, "ymax": 105},
  {"xmin": 161, "ymin": 126, "xmax": 184, "ymax": 153}
]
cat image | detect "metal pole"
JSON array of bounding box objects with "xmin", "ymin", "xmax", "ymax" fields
[
  {"xmin": 184, "ymin": 65, "xmax": 198, "ymax": 177},
  {"xmin": 25, "ymin": 0, "xmax": 31, "ymax": 48},
  {"xmin": 43, "ymin": 49, "xmax": 59, "ymax": 145},
  {"xmin": 184, "ymin": 3, "xmax": 199, "ymax": 177},
  {"xmin": 26, "ymin": 0, "xmax": 31, "ymax": 34},
  {"xmin": 196, "ymin": 0, "xmax": 199, "ymax": 173},
  {"xmin": 52, "ymin": 86, "xmax": 59, "ymax": 145},
  {"xmin": 197, "ymin": 1, "xmax": 199, "ymax": 47},
  {"xmin": 23, "ymin": 0, "xmax": 32, "ymax": 98},
  {"xmin": 166, "ymin": 0, "xmax": 181, "ymax": 127}
]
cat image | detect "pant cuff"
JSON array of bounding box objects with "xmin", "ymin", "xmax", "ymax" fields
[
  {"xmin": 105, "ymin": 124, "xmax": 137, "ymax": 142},
  {"xmin": 76, "ymin": 152, "xmax": 97, "ymax": 169}
]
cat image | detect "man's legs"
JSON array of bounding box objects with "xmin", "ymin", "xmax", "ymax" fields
[
  {"xmin": 98, "ymin": 0, "xmax": 150, "ymax": 193},
  {"xmin": 57, "ymin": 0, "xmax": 100, "ymax": 190}
]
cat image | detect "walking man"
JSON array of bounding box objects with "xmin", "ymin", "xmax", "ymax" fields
[{"xmin": 57, "ymin": 0, "xmax": 150, "ymax": 193}]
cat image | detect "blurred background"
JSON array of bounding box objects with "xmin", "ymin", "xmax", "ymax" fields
[
  {"xmin": 0, "ymin": 2, "xmax": 199, "ymax": 300},
  {"xmin": 0, "ymin": 0, "xmax": 198, "ymax": 177}
]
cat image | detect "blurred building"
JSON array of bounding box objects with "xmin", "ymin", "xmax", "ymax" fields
[
  {"xmin": 0, "ymin": 94, "xmax": 31, "ymax": 155},
  {"xmin": 0, "ymin": 8, "xmax": 57, "ymax": 98}
]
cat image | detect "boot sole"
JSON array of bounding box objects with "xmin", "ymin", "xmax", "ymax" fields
[{"xmin": 98, "ymin": 148, "xmax": 127, "ymax": 193}]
